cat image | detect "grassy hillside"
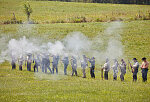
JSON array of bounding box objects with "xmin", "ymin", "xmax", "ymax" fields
[
  {"xmin": 0, "ymin": 0, "xmax": 150, "ymax": 23},
  {"xmin": 0, "ymin": 20, "xmax": 150, "ymax": 60}
]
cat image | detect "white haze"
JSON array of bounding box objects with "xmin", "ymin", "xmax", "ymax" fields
[
  {"xmin": 103, "ymin": 21, "xmax": 123, "ymax": 60},
  {"xmin": 0, "ymin": 21, "xmax": 124, "ymax": 79},
  {"xmin": 91, "ymin": 21, "xmax": 124, "ymax": 64},
  {"xmin": 64, "ymin": 32, "xmax": 91, "ymax": 55}
]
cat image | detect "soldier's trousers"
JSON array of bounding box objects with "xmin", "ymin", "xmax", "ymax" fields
[
  {"xmin": 113, "ymin": 74, "xmax": 117, "ymax": 80},
  {"xmin": 34, "ymin": 65, "xmax": 38, "ymax": 72},
  {"xmin": 133, "ymin": 72, "xmax": 137, "ymax": 81},
  {"xmin": 45, "ymin": 65, "xmax": 52, "ymax": 73},
  {"xmin": 42, "ymin": 64, "xmax": 52, "ymax": 73},
  {"xmin": 90, "ymin": 68, "xmax": 95, "ymax": 78},
  {"xmin": 72, "ymin": 69, "xmax": 77, "ymax": 76},
  {"xmin": 104, "ymin": 71, "xmax": 108, "ymax": 80},
  {"xmin": 27, "ymin": 62, "xmax": 31, "ymax": 71},
  {"xmin": 42, "ymin": 64, "xmax": 45, "ymax": 72},
  {"xmin": 12, "ymin": 64, "xmax": 16, "ymax": 70},
  {"xmin": 19, "ymin": 65, "xmax": 22, "ymax": 71},
  {"xmin": 90, "ymin": 66, "xmax": 95, "ymax": 78},
  {"xmin": 64, "ymin": 64, "xmax": 68, "ymax": 75},
  {"xmin": 142, "ymin": 68, "xmax": 148, "ymax": 82},
  {"xmin": 82, "ymin": 68, "xmax": 86, "ymax": 78},
  {"xmin": 52, "ymin": 65, "xmax": 58, "ymax": 74},
  {"xmin": 120, "ymin": 73, "xmax": 125, "ymax": 81}
]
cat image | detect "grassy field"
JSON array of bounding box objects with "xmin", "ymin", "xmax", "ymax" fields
[
  {"xmin": 0, "ymin": 20, "xmax": 150, "ymax": 102},
  {"xmin": 0, "ymin": 0, "xmax": 150, "ymax": 102},
  {"xmin": 0, "ymin": 0, "xmax": 150, "ymax": 23}
]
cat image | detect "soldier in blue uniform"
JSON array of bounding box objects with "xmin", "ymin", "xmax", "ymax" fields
[
  {"xmin": 119, "ymin": 59, "xmax": 126, "ymax": 81},
  {"xmin": 112, "ymin": 59, "xmax": 118, "ymax": 80},
  {"xmin": 33, "ymin": 55, "xmax": 41, "ymax": 72},
  {"xmin": 42, "ymin": 54, "xmax": 52, "ymax": 73},
  {"xmin": 71, "ymin": 56, "xmax": 77, "ymax": 76},
  {"xmin": 62, "ymin": 56, "xmax": 69, "ymax": 75},
  {"xmin": 11, "ymin": 56, "xmax": 16, "ymax": 70},
  {"xmin": 103, "ymin": 58, "xmax": 110, "ymax": 80},
  {"xmin": 26, "ymin": 53, "xmax": 32, "ymax": 71},
  {"xmin": 81, "ymin": 55, "xmax": 88, "ymax": 78},
  {"xmin": 52, "ymin": 55, "xmax": 59, "ymax": 74},
  {"xmin": 88, "ymin": 57, "xmax": 95, "ymax": 78},
  {"xmin": 18, "ymin": 55, "xmax": 24, "ymax": 71}
]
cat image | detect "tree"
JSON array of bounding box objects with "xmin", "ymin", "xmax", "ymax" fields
[{"xmin": 24, "ymin": 3, "xmax": 33, "ymax": 21}]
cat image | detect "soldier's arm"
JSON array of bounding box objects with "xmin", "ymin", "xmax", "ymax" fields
[
  {"xmin": 140, "ymin": 62, "xmax": 143, "ymax": 68},
  {"xmin": 133, "ymin": 62, "xmax": 138, "ymax": 68},
  {"xmin": 145, "ymin": 62, "xmax": 149, "ymax": 68}
]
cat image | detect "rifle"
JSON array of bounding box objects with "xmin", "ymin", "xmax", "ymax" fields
[
  {"xmin": 127, "ymin": 59, "xmax": 130, "ymax": 72},
  {"xmin": 128, "ymin": 59, "xmax": 134, "ymax": 73},
  {"xmin": 101, "ymin": 65, "xmax": 104, "ymax": 80}
]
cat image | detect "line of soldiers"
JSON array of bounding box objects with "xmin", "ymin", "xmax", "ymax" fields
[
  {"xmin": 11, "ymin": 54, "xmax": 95, "ymax": 78},
  {"xmin": 102, "ymin": 57, "xmax": 149, "ymax": 82},
  {"xmin": 102, "ymin": 58, "xmax": 126, "ymax": 81},
  {"xmin": 11, "ymin": 54, "xmax": 149, "ymax": 82}
]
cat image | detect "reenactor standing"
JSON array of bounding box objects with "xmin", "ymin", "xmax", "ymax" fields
[
  {"xmin": 41, "ymin": 54, "xmax": 52, "ymax": 73},
  {"xmin": 83, "ymin": 55, "xmax": 88, "ymax": 66},
  {"xmin": 71, "ymin": 56, "xmax": 77, "ymax": 76},
  {"xmin": 103, "ymin": 58, "xmax": 110, "ymax": 80},
  {"xmin": 26, "ymin": 53, "xmax": 32, "ymax": 71},
  {"xmin": 18, "ymin": 55, "xmax": 24, "ymax": 71},
  {"xmin": 119, "ymin": 59, "xmax": 126, "ymax": 81},
  {"xmin": 33, "ymin": 55, "xmax": 41, "ymax": 72},
  {"xmin": 141, "ymin": 57, "xmax": 149, "ymax": 82},
  {"xmin": 41, "ymin": 55, "xmax": 46, "ymax": 73},
  {"xmin": 52, "ymin": 55, "xmax": 59, "ymax": 74},
  {"xmin": 129, "ymin": 58, "xmax": 139, "ymax": 82},
  {"xmin": 88, "ymin": 57, "xmax": 95, "ymax": 78},
  {"xmin": 11, "ymin": 56, "xmax": 16, "ymax": 70},
  {"xmin": 81, "ymin": 61, "xmax": 86, "ymax": 78},
  {"xmin": 62, "ymin": 56, "xmax": 69, "ymax": 75},
  {"xmin": 112, "ymin": 59, "xmax": 118, "ymax": 80},
  {"xmin": 81, "ymin": 55, "xmax": 88, "ymax": 78}
]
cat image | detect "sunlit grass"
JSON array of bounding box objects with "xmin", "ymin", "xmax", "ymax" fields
[
  {"xmin": 0, "ymin": 0, "xmax": 150, "ymax": 101},
  {"xmin": 0, "ymin": 0, "xmax": 150, "ymax": 23},
  {"xmin": 0, "ymin": 20, "xmax": 150, "ymax": 101}
]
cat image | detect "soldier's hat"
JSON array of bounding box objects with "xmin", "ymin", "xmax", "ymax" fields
[
  {"xmin": 142, "ymin": 57, "xmax": 146, "ymax": 61},
  {"xmin": 92, "ymin": 57, "xmax": 95, "ymax": 59},
  {"xmin": 133, "ymin": 58, "xmax": 137, "ymax": 60}
]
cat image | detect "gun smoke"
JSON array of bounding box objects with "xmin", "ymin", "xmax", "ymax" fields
[{"xmin": 0, "ymin": 21, "xmax": 124, "ymax": 79}]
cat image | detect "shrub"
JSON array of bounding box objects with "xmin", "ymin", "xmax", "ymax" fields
[
  {"xmin": 3, "ymin": 20, "xmax": 23, "ymax": 24},
  {"xmin": 69, "ymin": 16, "xmax": 87, "ymax": 23}
]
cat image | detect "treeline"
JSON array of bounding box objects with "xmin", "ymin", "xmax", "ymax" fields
[{"xmin": 35, "ymin": 0, "xmax": 150, "ymax": 5}]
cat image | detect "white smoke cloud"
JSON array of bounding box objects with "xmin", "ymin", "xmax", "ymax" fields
[
  {"xmin": 8, "ymin": 37, "xmax": 39, "ymax": 59},
  {"xmin": 64, "ymin": 32, "xmax": 91, "ymax": 56},
  {"xmin": 48, "ymin": 41, "xmax": 64, "ymax": 55},
  {"xmin": 91, "ymin": 21, "xmax": 124, "ymax": 64},
  {"xmin": 0, "ymin": 21, "xmax": 124, "ymax": 68}
]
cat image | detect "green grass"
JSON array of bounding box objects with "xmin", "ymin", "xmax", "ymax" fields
[
  {"xmin": 0, "ymin": 20, "xmax": 150, "ymax": 102},
  {"xmin": 0, "ymin": 20, "xmax": 150, "ymax": 60},
  {"xmin": 0, "ymin": 62, "xmax": 150, "ymax": 102},
  {"xmin": 0, "ymin": 0, "xmax": 150, "ymax": 102},
  {"xmin": 0, "ymin": 0, "xmax": 150, "ymax": 23}
]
